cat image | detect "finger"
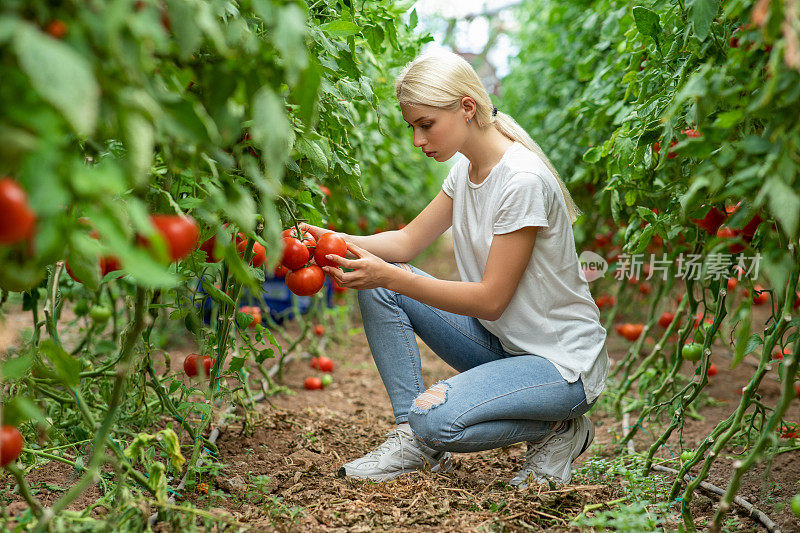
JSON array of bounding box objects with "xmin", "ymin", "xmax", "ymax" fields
[
  {"xmin": 324, "ymin": 252, "xmax": 359, "ymax": 269},
  {"xmin": 323, "ymin": 268, "xmax": 345, "ymax": 285}
]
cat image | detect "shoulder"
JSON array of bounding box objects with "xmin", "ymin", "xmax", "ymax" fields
[{"xmin": 499, "ymin": 146, "xmax": 555, "ymax": 194}]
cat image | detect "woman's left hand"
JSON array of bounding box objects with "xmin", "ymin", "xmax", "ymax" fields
[{"xmin": 321, "ymin": 242, "xmax": 398, "ymax": 290}]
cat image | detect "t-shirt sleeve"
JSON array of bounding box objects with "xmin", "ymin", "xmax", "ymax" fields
[
  {"xmin": 493, "ymin": 172, "xmax": 551, "ymax": 234},
  {"xmin": 441, "ymin": 159, "xmax": 462, "ymax": 198}
]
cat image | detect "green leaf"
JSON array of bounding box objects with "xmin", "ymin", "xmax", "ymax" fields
[
  {"xmin": 1, "ymin": 353, "xmax": 33, "ymax": 381},
  {"xmin": 2, "ymin": 396, "xmax": 44, "ymax": 426},
  {"xmin": 712, "ymin": 109, "xmax": 744, "ymax": 128},
  {"xmin": 13, "ymin": 24, "xmax": 100, "ymax": 136},
  {"xmin": 251, "ymin": 86, "xmax": 291, "ymax": 182},
  {"xmin": 165, "ymin": 0, "xmax": 202, "ymax": 59},
  {"xmin": 583, "ymin": 147, "xmax": 602, "ymax": 163},
  {"xmin": 228, "ymin": 356, "xmax": 246, "ymax": 372},
  {"xmin": 687, "ymin": 0, "xmax": 718, "ymax": 41},
  {"xmin": 733, "ymin": 331, "xmax": 760, "ymax": 369},
  {"xmin": 762, "ymin": 177, "xmax": 800, "ymax": 238},
  {"xmin": 319, "ymin": 20, "xmax": 361, "ymax": 38},
  {"xmin": 632, "ymin": 7, "xmax": 661, "ymax": 39},
  {"xmin": 274, "ymin": 4, "xmax": 308, "ymax": 85},
  {"xmin": 123, "ymin": 112, "xmax": 155, "ymax": 188},
  {"xmin": 39, "ymin": 339, "xmax": 80, "ymax": 387},
  {"xmin": 295, "ymin": 137, "xmax": 328, "ymax": 171}
]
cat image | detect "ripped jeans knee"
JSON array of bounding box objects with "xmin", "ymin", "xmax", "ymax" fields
[{"xmin": 408, "ymin": 381, "xmax": 453, "ymax": 450}]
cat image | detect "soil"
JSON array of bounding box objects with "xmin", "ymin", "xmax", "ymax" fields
[{"xmin": 2, "ymin": 235, "xmax": 799, "ymax": 532}]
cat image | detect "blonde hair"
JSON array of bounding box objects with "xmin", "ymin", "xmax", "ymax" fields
[{"xmin": 395, "ymin": 51, "xmax": 581, "ymax": 224}]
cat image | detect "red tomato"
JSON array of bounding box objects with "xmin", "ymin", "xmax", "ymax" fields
[
  {"xmin": 794, "ymin": 291, "xmax": 800, "ymax": 311},
  {"xmin": 741, "ymin": 213, "xmax": 762, "ymax": 242},
  {"xmin": 716, "ymin": 226, "xmax": 745, "ymax": 253},
  {"xmin": 654, "ymin": 141, "xmax": 677, "ymax": 158},
  {"xmin": 616, "ymin": 323, "xmax": 643, "ymax": 342},
  {"xmin": 46, "ymin": 20, "xmax": 68, "ymax": 38},
  {"xmin": 317, "ymin": 356, "xmax": 334, "ymax": 372},
  {"xmin": 281, "ymin": 237, "xmax": 310, "ymax": 270},
  {"xmin": 751, "ymin": 285, "xmax": 768, "ymax": 305},
  {"xmin": 796, "ymin": 383, "xmax": 800, "ymax": 399},
  {"xmin": 310, "ymin": 357, "xmax": 319, "ymax": 369},
  {"xmin": 593, "ymin": 232, "xmax": 611, "ymax": 249},
  {"xmin": 285, "ymin": 265, "xmax": 324, "ymax": 296},
  {"xmin": 638, "ymin": 282, "xmax": 652, "ymax": 295},
  {"xmin": 314, "ymin": 324, "xmax": 325, "ymax": 336},
  {"xmin": 237, "ymin": 237, "xmax": 266, "ymax": 267},
  {"xmin": 681, "ymin": 128, "xmax": 701, "ymax": 138},
  {"xmin": 0, "ymin": 426, "xmax": 24, "ymax": 467},
  {"xmin": 240, "ymin": 306, "xmax": 262, "ymax": 328},
  {"xmin": 727, "ymin": 276, "xmax": 738, "ymax": 291},
  {"xmin": 274, "ymin": 264, "xmax": 289, "ymax": 278},
  {"xmin": 314, "ymin": 233, "xmax": 347, "ymax": 269},
  {"xmin": 708, "ymin": 363, "xmax": 718, "ymax": 377},
  {"xmin": 772, "ymin": 348, "xmax": 789, "ymax": 360},
  {"xmin": 282, "ymin": 227, "xmax": 316, "ymax": 248},
  {"xmin": 692, "ymin": 207, "xmax": 727, "ymax": 235},
  {"xmin": 200, "ymin": 236, "xmax": 222, "ymax": 263},
  {"xmin": 320, "ymin": 185, "xmax": 331, "ymax": 197},
  {"xmin": 658, "ymin": 312, "xmax": 675, "ymax": 328},
  {"xmin": 304, "ymin": 377, "xmax": 323, "ymax": 390},
  {"xmin": 184, "ymin": 354, "xmax": 212, "ymax": 378},
  {"xmin": 150, "ymin": 215, "xmax": 199, "ymax": 261},
  {"xmin": 595, "ymin": 294, "xmax": 616, "ymax": 310},
  {"xmin": 0, "ymin": 178, "xmax": 36, "ymax": 245}
]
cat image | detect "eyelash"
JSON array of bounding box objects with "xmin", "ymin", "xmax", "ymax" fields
[{"xmin": 407, "ymin": 124, "xmax": 431, "ymax": 129}]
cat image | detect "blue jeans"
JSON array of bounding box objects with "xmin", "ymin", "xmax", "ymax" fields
[{"xmin": 357, "ymin": 264, "xmax": 592, "ymax": 453}]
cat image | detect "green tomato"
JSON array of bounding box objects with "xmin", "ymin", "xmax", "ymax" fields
[
  {"xmin": 791, "ymin": 493, "xmax": 800, "ymax": 517},
  {"xmin": 682, "ymin": 343, "xmax": 703, "ymax": 362},
  {"xmin": 321, "ymin": 374, "xmax": 333, "ymax": 387},
  {"xmin": 680, "ymin": 450, "xmax": 693, "ymax": 463},
  {"xmin": 74, "ymin": 299, "xmax": 90, "ymax": 317},
  {"xmin": 89, "ymin": 305, "xmax": 112, "ymax": 324}
]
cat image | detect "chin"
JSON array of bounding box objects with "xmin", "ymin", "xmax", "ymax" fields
[{"xmin": 435, "ymin": 149, "xmax": 457, "ymax": 162}]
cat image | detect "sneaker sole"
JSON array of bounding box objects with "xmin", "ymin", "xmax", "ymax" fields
[{"xmin": 337, "ymin": 452, "xmax": 453, "ymax": 482}]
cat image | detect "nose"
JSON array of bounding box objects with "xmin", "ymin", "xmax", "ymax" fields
[{"xmin": 413, "ymin": 129, "xmax": 426, "ymax": 148}]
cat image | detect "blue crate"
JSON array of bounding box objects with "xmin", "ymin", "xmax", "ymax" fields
[{"xmin": 199, "ymin": 275, "xmax": 334, "ymax": 325}]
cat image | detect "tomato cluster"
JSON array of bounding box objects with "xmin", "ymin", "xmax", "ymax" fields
[
  {"xmin": 280, "ymin": 228, "xmax": 347, "ymax": 297},
  {"xmin": 305, "ymin": 356, "xmax": 335, "ymax": 390}
]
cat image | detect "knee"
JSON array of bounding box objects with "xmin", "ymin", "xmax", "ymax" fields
[
  {"xmin": 408, "ymin": 382, "xmax": 453, "ymax": 450},
  {"xmin": 356, "ymin": 285, "xmax": 394, "ymax": 309}
]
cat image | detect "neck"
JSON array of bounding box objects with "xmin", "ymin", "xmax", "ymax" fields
[{"xmin": 460, "ymin": 126, "xmax": 515, "ymax": 179}]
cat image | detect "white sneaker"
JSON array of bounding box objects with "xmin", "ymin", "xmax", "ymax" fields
[
  {"xmin": 337, "ymin": 424, "xmax": 453, "ymax": 481},
  {"xmin": 509, "ymin": 415, "xmax": 594, "ymax": 489}
]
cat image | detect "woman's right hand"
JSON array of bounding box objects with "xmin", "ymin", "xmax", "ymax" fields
[{"xmin": 296, "ymin": 223, "xmax": 332, "ymax": 241}]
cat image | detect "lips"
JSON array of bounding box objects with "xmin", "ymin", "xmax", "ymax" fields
[{"xmin": 424, "ymin": 151, "xmax": 436, "ymax": 157}]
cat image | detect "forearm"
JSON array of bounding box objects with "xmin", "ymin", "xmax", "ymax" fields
[
  {"xmin": 386, "ymin": 267, "xmax": 500, "ymax": 321},
  {"xmin": 342, "ymin": 230, "xmax": 416, "ymax": 264}
]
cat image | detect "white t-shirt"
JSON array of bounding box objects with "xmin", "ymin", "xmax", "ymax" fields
[{"xmin": 441, "ymin": 141, "xmax": 609, "ymax": 403}]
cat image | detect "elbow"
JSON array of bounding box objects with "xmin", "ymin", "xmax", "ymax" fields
[{"xmin": 482, "ymin": 302, "xmax": 508, "ymax": 322}]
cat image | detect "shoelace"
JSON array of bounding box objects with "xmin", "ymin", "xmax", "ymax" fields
[
  {"xmin": 518, "ymin": 432, "xmax": 567, "ymax": 477},
  {"xmin": 366, "ymin": 428, "xmax": 413, "ymax": 463}
]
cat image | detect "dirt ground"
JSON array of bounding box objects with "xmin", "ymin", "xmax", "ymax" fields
[{"xmin": 2, "ymin": 235, "xmax": 800, "ymax": 531}]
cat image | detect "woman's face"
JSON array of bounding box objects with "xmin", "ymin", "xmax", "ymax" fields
[{"xmin": 400, "ymin": 103, "xmax": 469, "ymax": 162}]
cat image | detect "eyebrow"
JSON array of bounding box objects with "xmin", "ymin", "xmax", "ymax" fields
[{"xmin": 407, "ymin": 116, "xmax": 431, "ymax": 124}]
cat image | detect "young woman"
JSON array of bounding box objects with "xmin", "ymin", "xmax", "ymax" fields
[{"xmin": 301, "ymin": 51, "xmax": 609, "ymax": 487}]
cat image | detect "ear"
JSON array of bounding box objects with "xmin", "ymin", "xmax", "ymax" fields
[{"xmin": 460, "ymin": 96, "xmax": 477, "ymax": 120}]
